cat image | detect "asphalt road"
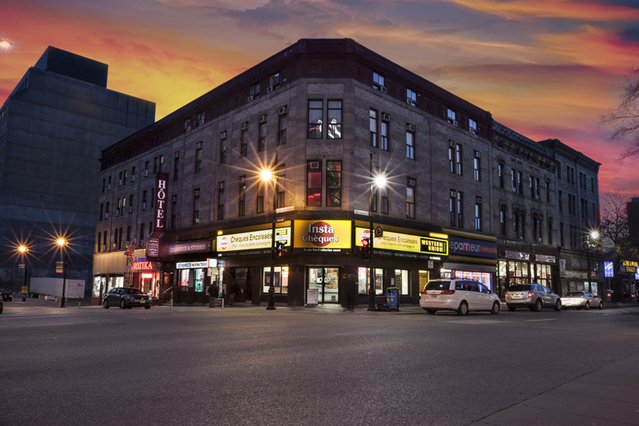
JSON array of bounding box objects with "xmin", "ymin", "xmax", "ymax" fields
[{"xmin": 1, "ymin": 301, "xmax": 639, "ymax": 426}]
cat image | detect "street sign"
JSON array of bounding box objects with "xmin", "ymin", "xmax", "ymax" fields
[
  {"xmin": 374, "ymin": 226, "xmax": 383, "ymax": 238},
  {"xmin": 604, "ymin": 261, "xmax": 614, "ymax": 278},
  {"xmin": 56, "ymin": 261, "xmax": 64, "ymax": 273},
  {"xmin": 18, "ymin": 264, "xmax": 25, "ymax": 269}
]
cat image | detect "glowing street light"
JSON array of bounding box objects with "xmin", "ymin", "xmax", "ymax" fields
[
  {"xmin": 57, "ymin": 237, "xmax": 69, "ymax": 308},
  {"xmin": 18, "ymin": 244, "xmax": 29, "ymax": 302},
  {"xmin": 260, "ymin": 165, "xmax": 277, "ymax": 311},
  {"xmin": 0, "ymin": 40, "xmax": 11, "ymax": 49},
  {"xmin": 368, "ymin": 153, "xmax": 387, "ymax": 311}
]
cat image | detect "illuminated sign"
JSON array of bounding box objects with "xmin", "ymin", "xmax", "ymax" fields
[
  {"xmin": 169, "ymin": 240, "xmax": 212, "ymax": 255},
  {"xmin": 450, "ymin": 237, "xmax": 497, "ymax": 259},
  {"xmin": 217, "ymin": 228, "xmax": 291, "ymax": 252},
  {"xmin": 355, "ymin": 227, "xmax": 448, "ymax": 256},
  {"xmin": 623, "ymin": 260, "xmax": 638, "ymax": 273},
  {"xmin": 131, "ymin": 261, "xmax": 157, "ymax": 271},
  {"xmin": 535, "ymin": 254, "xmax": 556, "ymax": 263},
  {"xmin": 153, "ymin": 172, "xmax": 169, "ymax": 232},
  {"xmin": 176, "ymin": 261, "xmax": 208, "ymax": 269},
  {"xmin": 295, "ymin": 220, "xmax": 351, "ymax": 249},
  {"xmin": 605, "ymin": 261, "xmax": 614, "ymax": 278},
  {"xmin": 504, "ymin": 250, "xmax": 530, "ymax": 261}
]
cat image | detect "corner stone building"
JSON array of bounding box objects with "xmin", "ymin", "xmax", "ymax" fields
[
  {"xmin": 0, "ymin": 47, "xmax": 155, "ymax": 296},
  {"xmin": 92, "ymin": 38, "xmax": 600, "ymax": 307}
]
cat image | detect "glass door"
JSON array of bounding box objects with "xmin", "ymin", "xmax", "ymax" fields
[{"xmin": 308, "ymin": 267, "xmax": 340, "ymax": 303}]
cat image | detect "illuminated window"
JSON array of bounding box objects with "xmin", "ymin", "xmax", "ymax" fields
[
  {"xmin": 307, "ymin": 161, "xmax": 322, "ymax": 206},
  {"xmin": 308, "ymin": 100, "xmax": 323, "ymax": 139},
  {"xmin": 326, "ymin": 161, "xmax": 341, "ymax": 207},
  {"xmin": 373, "ymin": 72, "xmax": 385, "ymax": 89},
  {"xmin": 327, "ymin": 100, "xmax": 342, "ymax": 139}
]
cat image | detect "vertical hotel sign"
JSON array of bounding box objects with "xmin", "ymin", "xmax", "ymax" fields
[{"xmin": 147, "ymin": 172, "xmax": 168, "ymax": 258}]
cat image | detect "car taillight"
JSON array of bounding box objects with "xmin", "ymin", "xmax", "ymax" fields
[
  {"xmin": 505, "ymin": 294, "xmax": 508, "ymax": 299},
  {"xmin": 441, "ymin": 290, "xmax": 455, "ymax": 295},
  {"xmin": 528, "ymin": 291, "xmax": 534, "ymax": 297},
  {"xmin": 421, "ymin": 290, "xmax": 428, "ymax": 294}
]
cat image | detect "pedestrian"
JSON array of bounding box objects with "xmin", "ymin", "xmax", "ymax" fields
[
  {"xmin": 346, "ymin": 274, "xmax": 357, "ymax": 312},
  {"xmin": 208, "ymin": 282, "xmax": 219, "ymax": 308}
]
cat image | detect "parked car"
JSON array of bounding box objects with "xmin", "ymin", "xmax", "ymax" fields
[
  {"xmin": 561, "ymin": 291, "xmax": 603, "ymax": 310},
  {"xmin": 420, "ymin": 279, "xmax": 500, "ymax": 315},
  {"xmin": 0, "ymin": 297, "xmax": 3, "ymax": 314},
  {"xmin": 1, "ymin": 289, "xmax": 12, "ymax": 302},
  {"xmin": 505, "ymin": 283, "xmax": 562, "ymax": 312},
  {"xmin": 103, "ymin": 287, "xmax": 152, "ymax": 309}
]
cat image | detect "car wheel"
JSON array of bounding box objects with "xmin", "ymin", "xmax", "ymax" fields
[
  {"xmin": 598, "ymin": 301, "xmax": 603, "ymax": 310},
  {"xmin": 144, "ymin": 306, "xmax": 151, "ymax": 310},
  {"xmin": 534, "ymin": 298, "xmax": 543, "ymax": 312},
  {"xmin": 119, "ymin": 299, "xmax": 126, "ymax": 309},
  {"xmin": 507, "ymin": 305, "xmax": 516, "ymax": 312},
  {"xmin": 103, "ymin": 299, "xmax": 109, "ymax": 309},
  {"xmin": 490, "ymin": 302, "xmax": 500, "ymax": 315},
  {"xmin": 554, "ymin": 300, "xmax": 562, "ymax": 311},
  {"xmin": 584, "ymin": 302, "xmax": 590, "ymax": 310},
  {"xmin": 457, "ymin": 301, "xmax": 469, "ymax": 316}
]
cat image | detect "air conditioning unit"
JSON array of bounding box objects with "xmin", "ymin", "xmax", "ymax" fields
[
  {"xmin": 198, "ymin": 118, "xmax": 204, "ymax": 125},
  {"xmin": 449, "ymin": 140, "xmax": 455, "ymax": 148},
  {"xmin": 119, "ymin": 180, "xmax": 123, "ymax": 186},
  {"xmin": 470, "ymin": 128, "xmax": 478, "ymax": 135},
  {"xmin": 310, "ymin": 161, "xmax": 320, "ymax": 170},
  {"xmin": 193, "ymin": 189, "xmax": 200, "ymax": 196},
  {"xmin": 185, "ymin": 126, "xmax": 191, "ymax": 132},
  {"xmin": 476, "ymin": 197, "xmax": 482, "ymax": 204},
  {"xmin": 407, "ymin": 124, "xmax": 416, "ymax": 132},
  {"xmin": 247, "ymin": 95, "xmax": 254, "ymax": 102},
  {"xmin": 174, "ymin": 151, "xmax": 180, "ymax": 158},
  {"xmin": 475, "ymin": 151, "xmax": 481, "ymax": 158},
  {"xmin": 129, "ymin": 207, "xmax": 133, "ymax": 213},
  {"xmin": 536, "ymin": 195, "xmax": 540, "ymax": 200},
  {"xmin": 453, "ymin": 120, "xmax": 458, "ymax": 126},
  {"xmin": 266, "ymin": 86, "xmax": 274, "ymax": 93},
  {"xmin": 219, "ymin": 131, "xmax": 226, "ymax": 139},
  {"xmin": 382, "ymin": 113, "xmax": 391, "ymax": 121},
  {"xmin": 407, "ymin": 98, "xmax": 416, "ymax": 106},
  {"xmin": 104, "ymin": 212, "xmax": 109, "ymax": 219},
  {"xmin": 408, "ymin": 179, "xmax": 416, "ymax": 187},
  {"xmin": 380, "ymin": 86, "xmax": 388, "ymax": 94},
  {"xmin": 278, "ymin": 106, "xmax": 287, "ymax": 115},
  {"xmin": 258, "ymin": 114, "xmax": 266, "ymax": 123},
  {"xmin": 241, "ymin": 122, "xmax": 248, "ymax": 130},
  {"xmin": 196, "ymin": 141, "xmax": 202, "ymax": 148},
  {"xmin": 450, "ymin": 190, "xmax": 457, "ymax": 197},
  {"xmin": 143, "ymin": 170, "xmax": 149, "ymax": 177},
  {"xmin": 131, "ymin": 175, "xmax": 135, "ymax": 182},
  {"xmin": 218, "ymin": 182, "xmax": 224, "ymax": 189},
  {"xmin": 141, "ymin": 202, "xmax": 146, "ymax": 210}
]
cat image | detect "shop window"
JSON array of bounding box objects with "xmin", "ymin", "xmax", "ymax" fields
[
  {"xmin": 307, "ymin": 160, "xmax": 322, "ymax": 206},
  {"xmin": 326, "ymin": 161, "xmax": 341, "ymax": 207},
  {"xmin": 418, "ymin": 270, "xmax": 430, "ymax": 292},
  {"xmin": 395, "ymin": 269, "xmax": 409, "ymax": 295},
  {"xmin": 308, "ymin": 100, "xmax": 323, "ymax": 139},
  {"xmin": 357, "ymin": 267, "xmax": 383, "ymax": 295},
  {"xmin": 263, "ymin": 266, "xmax": 288, "ymax": 294},
  {"xmin": 327, "ymin": 100, "xmax": 342, "ymax": 139}
]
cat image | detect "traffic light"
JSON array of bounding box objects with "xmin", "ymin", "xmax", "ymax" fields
[
  {"xmin": 359, "ymin": 237, "xmax": 370, "ymax": 261},
  {"xmin": 276, "ymin": 242, "xmax": 285, "ymax": 257}
]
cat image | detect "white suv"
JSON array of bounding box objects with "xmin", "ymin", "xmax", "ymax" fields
[{"xmin": 420, "ymin": 279, "xmax": 500, "ymax": 315}]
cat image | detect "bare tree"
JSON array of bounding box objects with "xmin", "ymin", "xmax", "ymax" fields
[
  {"xmin": 601, "ymin": 66, "xmax": 639, "ymax": 159},
  {"xmin": 599, "ymin": 192, "xmax": 629, "ymax": 245}
]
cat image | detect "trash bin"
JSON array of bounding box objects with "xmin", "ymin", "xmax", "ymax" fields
[{"xmin": 386, "ymin": 287, "xmax": 399, "ymax": 311}]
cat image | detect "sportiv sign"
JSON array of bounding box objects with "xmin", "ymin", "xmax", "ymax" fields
[
  {"xmin": 217, "ymin": 228, "xmax": 291, "ymax": 252},
  {"xmin": 355, "ymin": 227, "xmax": 448, "ymax": 256},
  {"xmin": 294, "ymin": 220, "xmax": 352, "ymax": 249}
]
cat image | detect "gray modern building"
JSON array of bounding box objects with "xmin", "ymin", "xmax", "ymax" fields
[{"xmin": 0, "ymin": 46, "xmax": 155, "ymax": 297}]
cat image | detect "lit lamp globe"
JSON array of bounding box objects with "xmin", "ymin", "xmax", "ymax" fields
[{"xmin": 0, "ymin": 40, "xmax": 12, "ymax": 49}]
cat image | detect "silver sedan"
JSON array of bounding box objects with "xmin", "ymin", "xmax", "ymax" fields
[{"xmin": 562, "ymin": 291, "xmax": 603, "ymax": 310}]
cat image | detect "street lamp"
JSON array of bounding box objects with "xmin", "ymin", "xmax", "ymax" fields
[
  {"xmin": 585, "ymin": 230, "xmax": 599, "ymax": 297},
  {"xmin": 57, "ymin": 237, "xmax": 68, "ymax": 308},
  {"xmin": 368, "ymin": 153, "xmax": 387, "ymax": 311},
  {"xmin": 18, "ymin": 244, "xmax": 29, "ymax": 302},
  {"xmin": 0, "ymin": 40, "xmax": 11, "ymax": 49},
  {"xmin": 261, "ymin": 167, "xmax": 277, "ymax": 311}
]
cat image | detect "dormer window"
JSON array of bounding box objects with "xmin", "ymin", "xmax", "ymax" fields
[
  {"xmin": 447, "ymin": 109, "xmax": 457, "ymax": 125},
  {"xmin": 469, "ymin": 118, "xmax": 478, "ymax": 134},
  {"xmin": 373, "ymin": 72, "xmax": 386, "ymax": 92},
  {"xmin": 407, "ymin": 88, "xmax": 417, "ymax": 106}
]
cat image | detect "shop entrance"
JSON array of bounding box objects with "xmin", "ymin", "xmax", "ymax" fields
[{"xmin": 308, "ymin": 267, "xmax": 340, "ymax": 303}]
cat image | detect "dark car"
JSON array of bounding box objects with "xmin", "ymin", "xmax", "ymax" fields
[
  {"xmin": 1, "ymin": 289, "xmax": 12, "ymax": 302},
  {"xmin": 0, "ymin": 298, "xmax": 3, "ymax": 314},
  {"xmin": 103, "ymin": 287, "xmax": 152, "ymax": 309}
]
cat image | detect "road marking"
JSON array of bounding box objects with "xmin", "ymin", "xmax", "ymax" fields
[
  {"xmin": 445, "ymin": 319, "xmax": 506, "ymax": 325},
  {"xmin": 526, "ymin": 318, "xmax": 557, "ymax": 322}
]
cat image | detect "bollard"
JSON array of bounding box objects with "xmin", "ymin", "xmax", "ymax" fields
[{"xmin": 78, "ymin": 297, "xmax": 82, "ymax": 308}]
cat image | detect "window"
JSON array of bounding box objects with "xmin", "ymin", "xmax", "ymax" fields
[
  {"xmin": 380, "ymin": 116, "xmax": 389, "ymax": 151},
  {"xmin": 131, "ymin": 167, "xmax": 136, "ymax": 180},
  {"xmin": 447, "ymin": 108, "xmax": 456, "ymax": 125},
  {"xmin": 256, "ymin": 184, "xmax": 265, "ymax": 213},
  {"xmin": 269, "ymin": 72, "xmax": 280, "ymax": 89},
  {"xmin": 103, "ymin": 231, "xmax": 108, "ymax": 250},
  {"xmin": 307, "ymin": 161, "xmax": 322, "ymax": 206},
  {"xmin": 278, "ymin": 112, "xmax": 287, "ymax": 145},
  {"xmin": 142, "ymin": 190, "xmax": 147, "ymax": 206},
  {"xmin": 119, "ymin": 171, "xmax": 123, "ymax": 185},
  {"xmin": 548, "ymin": 218, "xmax": 553, "ymax": 244},
  {"xmin": 171, "ymin": 196, "xmax": 177, "ymax": 229},
  {"xmin": 129, "ymin": 194, "xmax": 134, "ymax": 213},
  {"xmin": 144, "ymin": 161, "xmax": 149, "ymax": 175},
  {"xmin": 581, "ymin": 199, "xmax": 587, "ymax": 218},
  {"xmin": 239, "ymin": 177, "xmax": 246, "ymax": 217},
  {"xmin": 220, "ymin": 134, "xmax": 227, "ymax": 163},
  {"xmin": 217, "ymin": 183, "xmax": 224, "ymax": 221},
  {"xmin": 326, "ymin": 161, "xmax": 341, "ymax": 207},
  {"xmin": 102, "ymin": 178, "xmax": 106, "ymax": 193},
  {"xmin": 395, "ymin": 269, "xmax": 409, "ymax": 295},
  {"xmin": 406, "ymin": 179, "xmax": 415, "ymax": 219},
  {"xmin": 195, "ymin": 146, "xmax": 202, "ymax": 173},
  {"xmin": 277, "ymin": 190, "xmax": 285, "ymax": 209},
  {"xmin": 534, "ymin": 214, "xmax": 542, "ymax": 242},
  {"xmin": 99, "ymin": 204, "xmax": 103, "ymax": 221},
  {"xmin": 450, "ymin": 191, "xmax": 456, "ymax": 227},
  {"xmin": 159, "ymin": 155, "xmax": 164, "ymax": 172},
  {"xmin": 498, "ymin": 164, "xmax": 504, "ymax": 188},
  {"xmin": 449, "ymin": 145, "xmax": 455, "ymax": 173},
  {"xmin": 545, "ymin": 181, "xmax": 550, "ymax": 203},
  {"xmin": 534, "ymin": 177, "xmax": 539, "ymax": 199},
  {"xmin": 591, "ymin": 177, "xmax": 595, "ymax": 193},
  {"xmin": 126, "ymin": 226, "xmax": 131, "ymax": 245},
  {"xmin": 513, "ymin": 211, "xmax": 519, "ymax": 238},
  {"xmin": 370, "ymin": 109, "xmax": 378, "ymax": 147},
  {"xmin": 529, "ymin": 176, "xmax": 534, "ymax": 198},
  {"xmin": 407, "ymin": 88, "xmax": 417, "ymax": 106},
  {"xmin": 193, "ymin": 190, "xmax": 200, "ymax": 225},
  {"xmin": 258, "ymin": 122, "xmax": 266, "ymax": 152},
  {"xmin": 308, "ymin": 100, "xmax": 323, "ymax": 139},
  {"xmin": 558, "ymin": 190, "xmax": 563, "ymax": 212},
  {"xmin": 373, "ymin": 72, "xmax": 385, "ymax": 89},
  {"xmin": 456, "ymin": 144, "xmax": 462, "ymax": 175},
  {"xmin": 517, "ymin": 171, "xmax": 523, "ymax": 194},
  {"xmin": 123, "ymin": 170, "xmax": 127, "ymax": 185},
  {"xmin": 196, "ymin": 112, "xmax": 205, "ymax": 127},
  {"xmin": 249, "ymin": 82, "xmax": 260, "ymax": 100},
  {"xmin": 469, "ymin": 119, "xmax": 478, "ymax": 134},
  {"xmin": 139, "ymin": 224, "xmax": 145, "ymax": 247},
  {"xmin": 473, "ymin": 153, "xmax": 480, "ymax": 181},
  {"xmin": 511, "ymin": 169, "xmax": 516, "ymax": 192},
  {"xmin": 500, "ymin": 206, "xmax": 507, "ymax": 236},
  {"xmin": 474, "ymin": 199, "xmax": 482, "ymax": 231},
  {"xmin": 457, "ymin": 191, "xmax": 463, "ymax": 228},
  {"xmin": 173, "ymin": 152, "xmax": 179, "ymax": 181},
  {"xmin": 97, "ymin": 233, "xmax": 101, "ymax": 253},
  {"xmin": 406, "ymin": 128, "xmax": 415, "ymax": 160},
  {"xmin": 240, "ymin": 129, "xmax": 248, "ymax": 157},
  {"xmin": 381, "ymin": 186, "xmax": 389, "ymax": 214},
  {"xmin": 327, "ymin": 100, "xmax": 342, "ymax": 139}
]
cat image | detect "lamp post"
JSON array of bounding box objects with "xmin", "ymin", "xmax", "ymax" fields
[
  {"xmin": 57, "ymin": 238, "xmax": 68, "ymax": 308},
  {"xmin": 585, "ymin": 230, "xmax": 599, "ymax": 296},
  {"xmin": 261, "ymin": 167, "xmax": 277, "ymax": 311},
  {"xmin": 18, "ymin": 245, "xmax": 29, "ymax": 301},
  {"xmin": 367, "ymin": 153, "xmax": 387, "ymax": 311}
]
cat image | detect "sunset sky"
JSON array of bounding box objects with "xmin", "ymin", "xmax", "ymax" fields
[{"xmin": 2, "ymin": 0, "xmax": 639, "ymax": 198}]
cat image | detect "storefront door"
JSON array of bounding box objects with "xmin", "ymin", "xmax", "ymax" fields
[{"xmin": 308, "ymin": 267, "xmax": 340, "ymax": 303}]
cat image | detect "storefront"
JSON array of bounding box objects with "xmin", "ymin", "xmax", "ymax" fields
[
  {"xmin": 444, "ymin": 233, "xmax": 497, "ymax": 293},
  {"xmin": 497, "ymin": 243, "xmax": 560, "ymax": 300}
]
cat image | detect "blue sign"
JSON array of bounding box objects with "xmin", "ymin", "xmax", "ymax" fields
[
  {"xmin": 604, "ymin": 261, "xmax": 614, "ymax": 278},
  {"xmin": 449, "ymin": 237, "xmax": 498, "ymax": 259}
]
